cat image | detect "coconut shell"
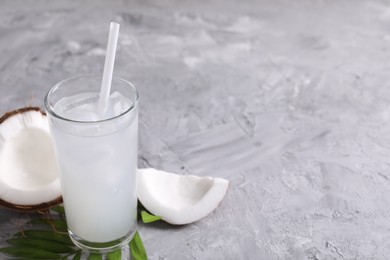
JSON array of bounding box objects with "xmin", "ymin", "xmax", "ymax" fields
[{"xmin": 0, "ymin": 107, "xmax": 63, "ymax": 212}]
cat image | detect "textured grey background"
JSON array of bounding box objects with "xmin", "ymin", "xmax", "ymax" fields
[{"xmin": 1, "ymin": 0, "xmax": 390, "ymax": 259}]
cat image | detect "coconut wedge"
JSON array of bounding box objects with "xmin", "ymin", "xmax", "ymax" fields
[
  {"xmin": 137, "ymin": 168, "xmax": 229, "ymax": 225},
  {"xmin": 0, "ymin": 107, "xmax": 62, "ymax": 211}
]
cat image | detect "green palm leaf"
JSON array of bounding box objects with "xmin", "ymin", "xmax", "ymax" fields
[
  {"xmin": 88, "ymin": 253, "xmax": 103, "ymax": 260},
  {"xmin": 16, "ymin": 230, "xmax": 74, "ymax": 245},
  {"xmin": 130, "ymin": 231, "xmax": 147, "ymax": 260},
  {"xmin": 107, "ymin": 248, "xmax": 122, "ymax": 260},
  {"xmin": 30, "ymin": 218, "xmax": 68, "ymax": 232},
  {"xmin": 0, "ymin": 206, "xmax": 148, "ymax": 260},
  {"xmin": 141, "ymin": 210, "xmax": 161, "ymax": 223},
  {"xmin": 7, "ymin": 238, "xmax": 76, "ymax": 253},
  {"xmin": 0, "ymin": 247, "xmax": 61, "ymax": 259}
]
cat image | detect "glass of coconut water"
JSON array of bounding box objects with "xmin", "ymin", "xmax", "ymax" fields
[{"xmin": 44, "ymin": 74, "xmax": 139, "ymax": 252}]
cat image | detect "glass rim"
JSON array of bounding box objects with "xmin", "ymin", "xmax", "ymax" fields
[{"xmin": 44, "ymin": 74, "xmax": 139, "ymax": 124}]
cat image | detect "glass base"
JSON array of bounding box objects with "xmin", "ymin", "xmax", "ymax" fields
[{"xmin": 69, "ymin": 225, "xmax": 136, "ymax": 253}]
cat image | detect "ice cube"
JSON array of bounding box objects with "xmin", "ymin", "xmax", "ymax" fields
[
  {"xmin": 109, "ymin": 91, "xmax": 132, "ymax": 116},
  {"xmin": 54, "ymin": 93, "xmax": 100, "ymax": 121}
]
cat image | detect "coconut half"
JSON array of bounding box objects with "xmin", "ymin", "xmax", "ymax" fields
[
  {"xmin": 0, "ymin": 107, "xmax": 62, "ymax": 211},
  {"xmin": 137, "ymin": 168, "xmax": 229, "ymax": 225}
]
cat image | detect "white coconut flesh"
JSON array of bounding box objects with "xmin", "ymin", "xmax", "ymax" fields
[
  {"xmin": 137, "ymin": 168, "xmax": 229, "ymax": 225},
  {"xmin": 0, "ymin": 109, "xmax": 61, "ymax": 208}
]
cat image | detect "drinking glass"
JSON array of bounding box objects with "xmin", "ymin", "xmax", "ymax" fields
[{"xmin": 44, "ymin": 74, "xmax": 139, "ymax": 252}]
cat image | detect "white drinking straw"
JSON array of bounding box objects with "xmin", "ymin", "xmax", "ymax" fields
[{"xmin": 98, "ymin": 22, "xmax": 120, "ymax": 116}]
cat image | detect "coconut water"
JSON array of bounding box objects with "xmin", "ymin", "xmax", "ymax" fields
[{"xmin": 50, "ymin": 91, "xmax": 138, "ymax": 243}]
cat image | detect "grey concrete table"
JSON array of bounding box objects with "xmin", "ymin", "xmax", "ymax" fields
[{"xmin": 1, "ymin": 0, "xmax": 390, "ymax": 259}]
